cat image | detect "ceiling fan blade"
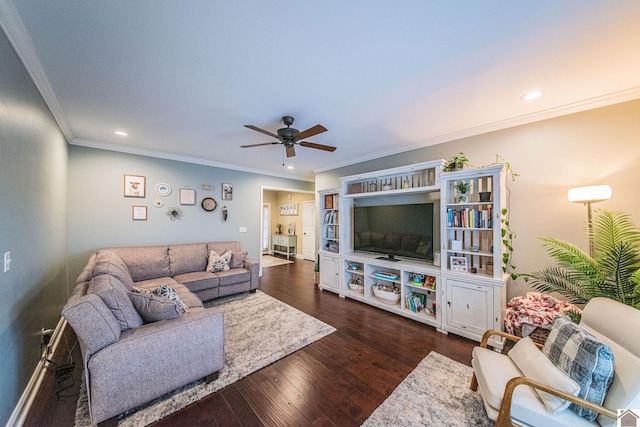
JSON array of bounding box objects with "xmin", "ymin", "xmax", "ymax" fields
[
  {"xmin": 244, "ymin": 125, "xmax": 279, "ymax": 139},
  {"xmin": 297, "ymin": 124, "xmax": 327, "ymax": 140},
  {"xmin": 240, "ymin": 142, "xmax": 280, "ymax": 148},
  {"xmin": 299, "ymin": 141, "xmax": 336, "ymax": 152},
  {"xmin": 286, "ymin": 145, "xmax": 296, "ymax": 157}
]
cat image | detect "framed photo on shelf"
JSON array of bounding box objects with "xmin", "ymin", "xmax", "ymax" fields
[
  {"xmin": 324, "ymin": 194, "xmax": 333, "ymax": 209},
  {"xmin": 179, "ymin": 187, "xmax": 196, "ymax": 205},
  {"xmin": 222, "ymin": 183, "xmax": 233, "ymax": 200},
  {"xmin": 450, "ymin": 256, "xmax": 468, "ymax": 272},
  {"xmin": 124, "ymin": 174, "xmax": 146, "ymax": 198},
  {"xmin": 132, "ymin": 205, "xmax": 147, "ymax": 220}
]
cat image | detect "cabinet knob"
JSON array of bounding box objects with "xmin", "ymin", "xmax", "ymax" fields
[
  {"xmin": 447, "ymin": 301, "xmax": 451, "ymax": 306},
  {"xmin": 467, "ymin": 304, "xmax": 470, "ymax": 309}
]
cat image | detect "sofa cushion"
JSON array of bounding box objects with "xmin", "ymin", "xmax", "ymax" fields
[
  {"xmin": 129, "ymin": 289, "xmax": 183, "ymax": 323},
  {"xmin": 207, "ymin": 241, "xmax": 243, "ymax": 255},
  {"xmin": 509, "ymin": 336, "xmax": 580, "ymax": 413},
  {"xmin": 88, "ymin": 274, "xmax": 143, "ymax": 331},
  {"xmin": 134, "ymin": 280, "xmax": 203, "ymax": 309},
  {"xmin": 92, "ymin": 250, "xmax": 134, "ymax": 289},
  {"xmin": 231, "ymin": 251, "xmax": 248, "ymax": 269},
  {"xmin": 111, "ymin": 245, "xmax": 170, "ymax": 282},
  {"xmin": 169, "ymin": 243, "xmax": 208, "ymax": 276},
  {"xmin": 62, "ymin": 293, "xmax": 121, "ymax": 354},
  {"xmin": 207, "ymin": 250, "xmax": 232, "ymax": 273},
  {"xmin": 76, "ymin": 252, "xmax": 97, "ymax": 285},
  {"xmin": 216, "ymin": 268, "xmax": 251, "ymax": 286},
  {"xmin": 173, "ymin": 271, "xmax": 219, "ymax": 293},
  {"xmin": 543, "ymin": 315, "xmax": 615, "ymax": 421}
]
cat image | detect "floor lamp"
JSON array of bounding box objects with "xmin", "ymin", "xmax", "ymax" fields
[{"xmin": 567, "ymin": 185, "xmax": 612, "ymax": 257}]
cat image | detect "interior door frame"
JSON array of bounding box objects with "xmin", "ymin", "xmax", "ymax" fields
[{"xmin": 260, "ymin": 186, "xmax": 315, "ymax": 276}]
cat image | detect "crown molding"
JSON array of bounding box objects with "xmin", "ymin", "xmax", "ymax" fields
[
  {"xmin": 71, "ymin": 138, "xmax": 314, "ymax": 182},
  {"xmin": 314, "ymin": 87, "xmax": 640, "ymax": 174},
  {"xmin": 0, "ymin": 0, "xmax": 75, "ymax": 142}
]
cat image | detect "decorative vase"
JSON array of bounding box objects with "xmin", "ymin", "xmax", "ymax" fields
[{"xmin": 458, "ymin": 194, "xmax": 468, "ymax": 203}]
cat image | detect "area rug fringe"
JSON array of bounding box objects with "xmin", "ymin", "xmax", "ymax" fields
[
  {"xmin": 74, "ymin": 290, "xmax": 335, "ymax": 426},
  {"xmin": 362, "ymin": 351, "xmax": 493, "ymax": 427}
]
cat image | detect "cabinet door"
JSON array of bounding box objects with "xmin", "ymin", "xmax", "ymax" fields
[
  {"xmin": 320, "ymin": 255, "xmax": 339, "ymax": 290},
  {"xmin": 445, "ymin": 279, "xmax": 493, "ymax": 339}
]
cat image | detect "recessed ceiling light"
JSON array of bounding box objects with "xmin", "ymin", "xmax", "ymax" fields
[
  {"xmin": 114, "ymin": 130, "xmax": 128, "ymax": 136},
  {"xmin": 521, "ymin": 90, "xmax": 543, "ymax": 101},
  {"xmin": 287, "ymin": 165, "xmax": 294, "ymax": 170}
]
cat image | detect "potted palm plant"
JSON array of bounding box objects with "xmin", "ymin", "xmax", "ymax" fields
[
  {"xmin": 455, "ymin": 181, "xmax": 469, "ymax": 202},
  {"xmin": 523, "ymin": 209, "xmax": 640, "ymax": 313}
]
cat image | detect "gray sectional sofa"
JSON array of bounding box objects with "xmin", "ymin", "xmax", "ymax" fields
[{"xmin": 62, "ymin": 241, "xmax": 258, "ymax": 424}]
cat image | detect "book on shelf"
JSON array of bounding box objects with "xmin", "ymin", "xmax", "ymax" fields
[
  {"xmin": 447, "ymin": 206, "xmax": 492, "ymax": 228},
  {"xmin": 406, "ymin": 292, "xmax": 426, "ymax": 313}
]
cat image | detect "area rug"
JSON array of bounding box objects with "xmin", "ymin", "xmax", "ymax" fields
[
  {"xmin": 362, "ymin": 351, "xmax": 493, "ymax": 426},
  {"xmin": 74, "ymin": 290, "xmax": 335, "ymax": 426},
  {"xmin": 262, "ymin": 254, "xmax": 294, "ymax": 267}
]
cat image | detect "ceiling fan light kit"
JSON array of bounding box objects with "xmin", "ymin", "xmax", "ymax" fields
[{"xmin": 242, "ymin": 115, "xmax": 336, "ymax": 158}]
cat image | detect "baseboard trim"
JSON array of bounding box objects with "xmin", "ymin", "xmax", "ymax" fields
[{"xmin": 6, "ymin": 316, "xmax": 67, "ymax": 427}]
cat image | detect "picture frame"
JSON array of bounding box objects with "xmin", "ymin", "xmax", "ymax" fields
[
  {"xmin": 324, "ymin": 194, "xmax": 334, "ymax": 209},
  {"xmin": 280, "ymin": 203, "xmax": 298, "ymax": 216},
  {"xmin": 132, "ymin": 205, "xmax": 147, "ymax": 221},
  {"xmin": 222, "ymin": 183, "xmax": 233, "ymax": 200},
  {"xmin": 179, "ymin": 187, "xmax": 196, "ymax": 205},
  {"xmin": 124, "ymin": 174, "xmax": 146, "ymax": 198},
  {"xmin": 450, "ymin": 256, "xmax": 468, "ymax": 272}
]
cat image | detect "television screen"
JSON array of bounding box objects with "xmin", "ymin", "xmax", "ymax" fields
[{"xmin": 353, "ymin": 203, "xmax": 434, "ymax": 261}]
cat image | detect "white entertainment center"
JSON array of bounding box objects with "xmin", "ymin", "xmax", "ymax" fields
[{"xmin": 318, "ymin": 160, "xmax": 507, "ymax": 345}]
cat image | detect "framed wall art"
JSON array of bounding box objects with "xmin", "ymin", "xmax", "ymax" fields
[
  {"xmin": 280, "ymin": 203, "xmax": 298, "ymax": 216},
  {"xmin": 222, "ymin": 183, "xmax": 233, "ymax": 200},
  {"xmin": 132, "ymin": 205, "xmax": 148, "ymax": 220},
  {"xmin": 179, "ymin": 187, "xmax": 196, "ymax": 205},
  {"xmin": 124, "ymin": 174, "xmax": 146, "ymax": 198}
]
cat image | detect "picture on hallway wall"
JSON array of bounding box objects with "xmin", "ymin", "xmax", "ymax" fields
[
  {"xmin": 124, "ymin": 174, "xmax": 146, "ymax": 198},
  {"xmin": 222, "ymin": 183, "xmax": 233, "ymax": 200}
]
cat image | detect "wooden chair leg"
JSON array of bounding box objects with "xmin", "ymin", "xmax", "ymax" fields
[{"xmin": 470, "ymin": 373, "xmax": 478, "ymax": 391}]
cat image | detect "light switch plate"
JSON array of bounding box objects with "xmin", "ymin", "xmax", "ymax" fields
[
  {"xmin": 239, "ymin": 227, "xmax": 247, "ymax": 233},
  {"xmin": 4, "ymin": 251, "xmax": 11, "ymax": 273}
]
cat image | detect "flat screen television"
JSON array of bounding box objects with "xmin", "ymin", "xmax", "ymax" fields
[{"xmin": 353, "ymin": 202, "xmax": 435, "ymax": 261}]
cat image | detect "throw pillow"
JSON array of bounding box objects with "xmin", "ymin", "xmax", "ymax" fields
[
  {"xmin": 152, "ymin": 284, "xmax": 190, "ymax": 314},
  {"xmin": 206, "ymin": 250, "xmax": 232, "ymax": 272},
  {"xmin": 231, "ymin": 250, "xmax": 248, "ymax": 269},
  {"xmin": 508, "ymin": 336, "xmax": 580, "ymax": 413},
  {"xmin": 129, "ymin": 291, "xmax": 182, "ymax": 323},
  {"xmin": 542, "ymin": 315, "xmax": 615, "ymax": 421}
]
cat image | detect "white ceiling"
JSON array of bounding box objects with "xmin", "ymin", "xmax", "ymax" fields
[{"xmin": 2, "ymin": 1, "xmax": 640, "ymax": 181}]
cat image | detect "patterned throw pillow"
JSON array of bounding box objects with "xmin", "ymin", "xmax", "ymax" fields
[
  {"xmin": 206, "ymin": 250, "xmax": 232, "ymax": 272},
  {"xmin": 542, "ymin": 315, "xmax": 615, "ymax": 421}
]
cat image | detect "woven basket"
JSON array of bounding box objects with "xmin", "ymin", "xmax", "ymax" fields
[{"xmin": 514, "ymin": 325, "xmax": 550, "ymax": 346}]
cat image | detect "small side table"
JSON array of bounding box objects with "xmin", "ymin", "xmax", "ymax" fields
[{"xmin": 272, "ymin": 234, "xmax": 296, "ymax": 259}]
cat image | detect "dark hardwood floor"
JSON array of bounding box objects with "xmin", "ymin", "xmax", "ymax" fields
[{"xmin": 27, "ymin": 257, "xmax": 476, "ymax": 427}]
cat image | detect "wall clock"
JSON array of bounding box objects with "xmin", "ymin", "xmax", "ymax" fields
[{"xmin": 201, "ymin": 197, "xmax": 217, "ymax": 212}]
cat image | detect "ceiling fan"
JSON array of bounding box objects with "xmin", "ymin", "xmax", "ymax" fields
[{"xmin": 242, "ymin": 115, "xmax": 336, "ymax": 158}]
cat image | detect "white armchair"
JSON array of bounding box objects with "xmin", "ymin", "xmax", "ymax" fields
[{"xmin": 470, "ymin": 297, "xmax": 640, "ymax": 427}]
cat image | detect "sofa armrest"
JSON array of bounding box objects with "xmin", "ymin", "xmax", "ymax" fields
[
  {"xmin": 62, "ymin": 293, "xmax": 121, "ymax": 354},
  {"xmin": 496, "ymin": 376, "xmax": 617, "ymax": 427},
  {"xmin": 480, "ymin": 329, "xmax": 544, "ymax": 350},
  {"xmin": 244, "ymin": 257, "xmax": 259, "ymax": 290},
  {"xmin": 86, "ymin": 308, "xmax": 225, "ymax": 423}
]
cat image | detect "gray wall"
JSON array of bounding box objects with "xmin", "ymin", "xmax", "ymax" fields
[
  {"xmin": 316, "ymin": 99, "xmax": 640, "ymax": 300},
  {"xmin": 67, "ymin": 146, "xmax": 314, "ymax": 289},
  {"xmin": 0, "ymin": 28, "xmax": 69, "ymax": 423}
]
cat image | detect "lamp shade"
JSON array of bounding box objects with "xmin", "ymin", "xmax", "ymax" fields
[{"xmin": 567, "ymin": 185, "xmax": 612, "ymax": 203}]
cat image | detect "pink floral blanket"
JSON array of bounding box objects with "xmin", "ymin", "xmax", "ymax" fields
[{"xmin": 504, "ymin": 292, "xmax": 581, "ymax": 335}]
